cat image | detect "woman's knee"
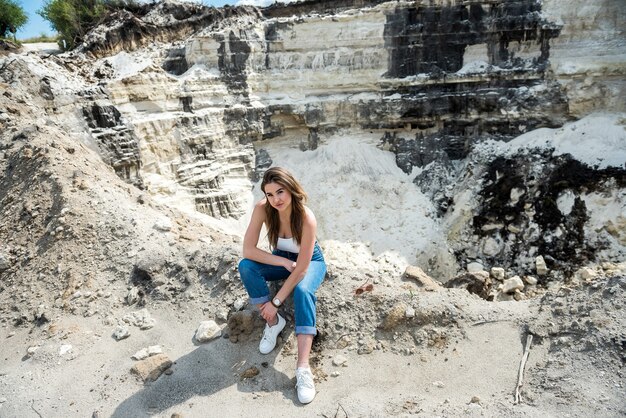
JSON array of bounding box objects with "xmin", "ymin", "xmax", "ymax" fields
[
  {"xmin": 238, "ymin": 258, "xmax": 256, "ymax": 279},
  {"xmin": 294, "ymin": 282, "xmax": 315, "ymax": 302}
]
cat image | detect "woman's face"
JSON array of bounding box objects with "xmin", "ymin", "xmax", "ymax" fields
[{"xmin": 264, "ymin": 182, "xmax": 292, "ymax": 212}]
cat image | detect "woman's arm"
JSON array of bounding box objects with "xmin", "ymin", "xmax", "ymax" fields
[
  {"xmin": 243, "ymin": 199, "xmax": 295, "ymax": 271},
  {"xmin": 273, "ymin": 208, "xmax": 317, "ymax": 303}
]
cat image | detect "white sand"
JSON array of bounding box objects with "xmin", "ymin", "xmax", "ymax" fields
[
  {"xmin": 252, "ymin": 132, "xmax": 457, "ymax": 276},
  {"xmin": 479, "ymin": 112, "xmax": 626, "ymax": 169}
]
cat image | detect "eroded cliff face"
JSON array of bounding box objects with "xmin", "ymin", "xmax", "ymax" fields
[{"xmin": 4, "ymin": 0, "xmax": 624, "ymax": 279}]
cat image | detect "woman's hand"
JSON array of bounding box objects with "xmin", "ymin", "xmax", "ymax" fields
[
  {"xmin": 259, "ymin": 302, "xmax": 278, "ymax": 323},
  {"xmin": 283, "ymin": 258, "xmax": 297, "ymax": 272}
]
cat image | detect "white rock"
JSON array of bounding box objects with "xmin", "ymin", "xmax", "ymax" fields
[
  {"xmin": 154, "ymin": 218, "xmax": 172, "ymax": 232},
  {"xmin": 0, "ymin": 253, "xmax": 10, "ymax": 271},
  {"xmin": 332, "ymin": 355, "xmax": 348, "ymax": 366},
  {"xmin": 195, "ymin": 320, "xmax": 221, "ymax": 343},
  {"xmin": 535, "ymin": 256, "xmax": 548, "ymax": 275},
  {"xmin": 433, "ymin": 381, "xmax": 445, "ymax": 388},
  {"xmin": 490, "ymin": 267, "xmax": 505, "ymax": 281},
  {"xmin": 113, "ymin": 326, "xmax": 130, "ymax": 341},
  {"xmin": 467, "ymin": 262, "xmax": 484, "ymax": 273},
  {"xmin": 233, "ymin": 298, "xmax": 246, "ymax": 311},
  {"xmin": 27, "ymin": 346, "xmax": 39, "ymax": 356},
  {"xmin": 331, "ymin": 371, "xmax": 340, "ymax": 377},
  {"xmin": 132, "ymin": 348, "xmax": 149, "ymax": 360},
  {"xmin": 0, "ymin": 397, "xmax": 6, "ymax": 403},
  {"xmin": 405, "ymin": 307, "xmax": 416, "ymax": 318},
  {"xmin": 575, "ymin": 267, "xmax": 597, "ymax": 281},
  {"xmin": 524, "ymin": 276, "xmax": 538, "ymax": 285},
  {"xmin": 502, "ymin": 276, "xmax": 525, "ymax": 294},
  {"xmin": 507, "ymin": 224, "xmax": 521, "ymax": 234},
  {"xmin": 510, "ymin": 187, "xmax": 525, "ymax": 204},
  {"xmin": 482, "ymin": 237, "xmax": 501, "ymax": 257},
  {"xmin": 59, "ymin": 344, "xmax": 72, "ymax": 355},
  {"xmin": 147, "ymin": 345, "xmax": 162, "ymax": 356},
  {"xmin": 123, "ymin": 309, "xmax": 155, "ymax": 330},
  {"xmin": 216, "ymin": 309, "xmax": 229, "ymax": 322},
  {"xmin": 126, "ymin": 287, "xmax": 140, "ymax": 305}
]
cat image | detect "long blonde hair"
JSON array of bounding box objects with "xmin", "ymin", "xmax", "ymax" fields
[{"xmin": 261, "ymin": 167, "xmax": 308, "ymax": 249}]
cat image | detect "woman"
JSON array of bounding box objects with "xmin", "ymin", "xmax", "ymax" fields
[{"xmin": 238, "ymin": 167, "xmax": 326, "ymax": 404}]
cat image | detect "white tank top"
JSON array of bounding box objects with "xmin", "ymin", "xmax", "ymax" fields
[{"xmin": 276, "ymin": 237, "xmax": 300, "ymax": 253}]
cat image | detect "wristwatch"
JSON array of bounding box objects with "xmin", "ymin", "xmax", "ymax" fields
[{"xmin": 271, "ymin": 297, "xmax": 282, "ymax": 308}]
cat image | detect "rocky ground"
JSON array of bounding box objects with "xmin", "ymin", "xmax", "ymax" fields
[
  {"xmin": 1, "ymin": 2, "xmax": 625, "ymax": 417},
  {"xmin": 0, "ymin": 108, "xmax": 624, "ymax": 416}
]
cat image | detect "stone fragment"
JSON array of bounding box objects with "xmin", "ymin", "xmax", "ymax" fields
[
  {"xmin": 480, "ymin": 223, "xmax": 503, "ymax": 232},
  {"xmin": 195, "ymin": 320, "xmax": 221, "ymax": 343},
  {"xmin": 332, "ymin": 355, "xmax": 348, "ymax": 366},
  {"xmin": 433, "ymin": 381, "xmax": 445, "ymax": 388},
  {"xmin": 59, "ymin": 344, "xmax": 72, "ymax": 355},
  {"xmin": 405, "ymin": 306, "xmax": 416, "ymax": 318},
  {"xmin": 126, "ymin": 287, "xmax": 140, "ymax": 305},
  {"xmin": 35, "ymin": 304, "xmax": 50, "ymax": 322},
  {"xmin": 510, "ymin": 188, "xmax": 525, "ymax": 204},
  {"xmin": 575, "ymin": 267, "xmax": 597, "ymax": 281},
  {"xmin": 331, "ymin": 371, "xmax": 340, "ymax": 377},
  {"xmin": 240, "ymin": 366, "xmax": 259, "ymax": 379},
  {"xmin": 131, "ymin": 354, "xmax": 172, "ymax": 382},
  {"xmin": 490, "ymin": 267, "xmax": 505, "ymax": 281},
  {"xmin": 27, "ymin": 346, "xmax": 39, "ymax": 356},
  {"xmin": 467, "ymin": 262, "xmax": 484, "ymax": 273},
  {"xmin": 507, "ymin": 225, "xmax": 521, "ymax": 234},
  {"xmin": 535, "ymin": 256, "xmax": 548, "ymax": 275},
  {"xmin": 357, "ymin": 344, "xmax": 374, "ymax": 355},
  {"xmin": 482, "ymin": 237, "xmax": 501, "ymax": 257},
  {"xmin": 148, "ymin": 345, "xmax": 162, "ymax": 356},
  {"xmin": 123, "ymin": 309, "xmax": 155, "ymax": 330},
  {"xmin": 233, "ymin": 298, "xmax": 246, "ymax": 311},
  {"xmin": 132, "ymin": 348, "xmax": 149, "ymax": 360},
  {"xmin": 524, "ymin": 276, "xmax": 538, "ymax": 285},
  {"xmin": 502, "ymin": 276, "xmax": 524, "ymax": 294},
  {"xmin": 154, "ymin": 218, "xmax": 172, "ymax": 232},
  {"xmin": 0, "ymin": 253, "xmax": 10, "ymax": 271},
  {"xmin": 216, "ymin": 309, "xmax": 229, "ymax": 322},
  {"xmin": 113, "ymin": 326, "xmax": 130, "ymax": 341},
  {"xmin": 403, "ymin": 265, "xmax": 441, "ymax": 291},
  {"xmin": 381, "ymin": 302, "xmax": 407, "ymax": 330},
  {"xmin": 336, "ymin": 335, "xmax": 351, "ymax": 349},
  {"xmin": 470, "ymin": 396, "xmax": 481, "ymax": 404}
]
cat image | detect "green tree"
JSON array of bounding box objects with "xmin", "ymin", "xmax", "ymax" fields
[
  {"xmin": 38, "ymin": 0, "xmax": 107, "ymax": 49},
  {"xmin": 38, "ymin": 0, "xmax": 141, "ymax": 50},
  {"xmin": 0, "ymin": 0, "xmax": 28, "ymax": 40}
]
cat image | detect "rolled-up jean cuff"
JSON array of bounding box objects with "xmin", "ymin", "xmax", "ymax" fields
[
  {"xmin": 249, "ymin": 295, "xmax": 270, "ymax": 305},
  {"xmin": 295, "ymin": 326, "xmax": 317, "ymax": 336}
]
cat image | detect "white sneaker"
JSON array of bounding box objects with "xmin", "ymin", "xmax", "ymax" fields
[
  {"xmin": 259, "ymin": 314, "xmax": 286, "ymax": 354},
  {"xmin": 295, "ymin": 367, "xmax": 316, "ymax": 404}
]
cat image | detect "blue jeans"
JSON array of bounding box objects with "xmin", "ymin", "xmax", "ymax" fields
[{"xmin": 238, "ymin": 243, "xmax": 326, "ymax": 335}]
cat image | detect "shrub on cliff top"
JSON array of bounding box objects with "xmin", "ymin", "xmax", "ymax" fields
[
  {"xmin": 38, "ymin": 0, "xmax": 142, "ymax": 50},
  {"xmin": 0, "ymin": 0, "xmax": 28, "ymax": 40}
]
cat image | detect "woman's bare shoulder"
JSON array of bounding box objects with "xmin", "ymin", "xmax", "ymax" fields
[
  {"xmin": 251, "ymin": 198, "xmax": 267, "ymax": 220},
  {"xmin": 303, "ymin": 206, "xmax": 317, "ymax": 226},
  {"xmin": 255, "ymin": 198, "xmax": 267, "ymax": 209}
]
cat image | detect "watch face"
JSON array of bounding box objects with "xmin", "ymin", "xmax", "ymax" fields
[{"xmin": 273, "ymin": 298, "xmax": 281, "ymax": 306}]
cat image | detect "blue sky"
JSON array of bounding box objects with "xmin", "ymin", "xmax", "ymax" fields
[{"xmin": 17, "ymin": 0, "xmax": 238, "ymax": 40}]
